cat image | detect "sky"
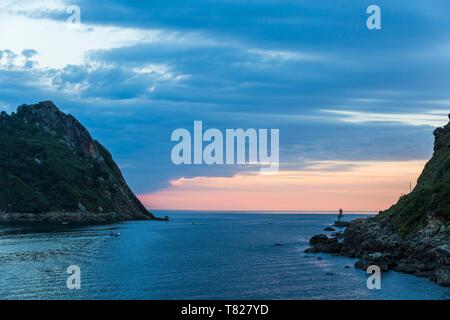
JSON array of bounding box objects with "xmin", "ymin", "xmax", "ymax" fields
[{"xmin": 1, "ymin": 0, "xmax": 449, "ymax": 211}]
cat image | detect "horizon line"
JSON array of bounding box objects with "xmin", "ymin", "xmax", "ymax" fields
[{"xmin": 150, "ymin": 209, "xmax": 378, "ymax": 214}]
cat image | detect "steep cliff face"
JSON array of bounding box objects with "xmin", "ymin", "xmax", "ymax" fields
[
  {"xmin": 0, "ymin": 101, "xmax": 154, "ymax": 223},
  {"xmin": 380, "ymin": 116, "xmax": 450, "ymax": 236},
  {"xmin": 307, "ymin": 116, "xmax": 450, "ymax": 286}
]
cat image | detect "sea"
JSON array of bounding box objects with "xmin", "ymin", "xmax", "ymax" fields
[{"xmin": 0, "ymin": 212, "xmax": 449, "ymax": 300}]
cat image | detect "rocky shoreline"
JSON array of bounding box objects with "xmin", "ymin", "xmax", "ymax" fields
[
  {"xmin": 306, "ymin": 216, "xmax": 450, "ymax": 287},
  {"xmin": 306, "ymin": 116, "xmax": 450, "ymax": 287},
  {"xmin": 0, "ymin": 211, "xmax": 159, "ymax": 225}
]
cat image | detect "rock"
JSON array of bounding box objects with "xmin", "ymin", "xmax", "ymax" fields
[
  {"xmin": 309, "ymin": 234, "xmax": 328, "ymax": 245},
  {"xmin": 432, "ymin": 267, "xmax": 450, "ymax": 286},
  {"xmin": 354, "ymin": 254, "xmax": 391, "ymax": 272},
  {"xmin": 331, "ymin": 231, "xmax": 343, "ymax": 239},
  {"xmin": 308, "ymin": 234, "xmax": 342, "ymax": 254},
  {"xmin": 414, "ymin": 270, "xmax": 431, "ymax": 278},
  {"xmin": 334, "ymin": 221, "xmax": 350, "ymax": 228},
  {"xmin": 432, "ymin": 245, "xmax": 450, "ymax": 265},
  {"xmin": 78, "ymin": 202, "xmax": 87, "ymax": 213},
  {"xmin": 354, "ymin": 259, "xmax": 370, "ymax": 270},
  {"xmin": 394, "ymin": 263, "xmax": 417, "ymax": 274},
  {"xmin": 323, "ymin": 226, "xmax": 335, "ymax": 231},
  {"xmin": 367, "ymin": 252, "xmax": 383, "ymax": 260},
  {"xmin": 0, "ymin": 101, "xmax": 156, "ymax": 224},
  {"xmin": 310, "ymin": 115, "xmax": 450, "ymax": 286}
]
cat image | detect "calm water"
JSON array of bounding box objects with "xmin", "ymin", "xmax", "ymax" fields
[{"xmin": 0, "ymin": 212, "xmax": 449, "ymax": 300}]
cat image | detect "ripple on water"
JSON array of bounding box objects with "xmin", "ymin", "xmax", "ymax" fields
[{"xmin": 0, "ymin": 213, "xmax": 449, "ymax": 300}]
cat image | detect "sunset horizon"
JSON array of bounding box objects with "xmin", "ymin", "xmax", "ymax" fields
[
  {"xmin": 1, "ymin": 0, "xmax": 450, "ymax": 302},
  {"xmin": 139, "ymin": 159, "xmax": 427, "ymax": 211}
]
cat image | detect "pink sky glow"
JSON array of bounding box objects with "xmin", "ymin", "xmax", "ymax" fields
[{"xmin": 138, "ymin": 160, "xmax": 426, "ymax": 212}]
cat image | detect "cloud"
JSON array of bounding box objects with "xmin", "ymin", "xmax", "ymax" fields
[
  {"xmin": 1, "ymin": 0, "xmax": 450, "ymax": 204},
  {"xmin": 0, "ymin": 0, "xmax": 68, "ymax": 16},
  {"xmin": 0, "ymin": 8, "xmax": 167, "ymax": 69},
  {"xmin": 321, "ymin": 109, "xmax": 449, "ymax": 127},
  {"xmin": 0, "ymin": 49, "xmax": 38, "ymax": 70},
  {"xmin": 139, "ymin": 160, "xmax": 426, "ymax": 211}
]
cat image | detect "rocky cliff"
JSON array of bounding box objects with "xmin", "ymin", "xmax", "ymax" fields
[
  {"xmin": 307, "ymin": 115, "xmax": 450, "ymax": 286},
  {"xmin": 0, "ymin": 101, "xmax": 155, "ymax": 224}
]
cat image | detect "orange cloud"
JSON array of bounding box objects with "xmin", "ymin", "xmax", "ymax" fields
[{"xmin": 138, "ymin": 160, "xmax": 426, "ymax": 212}]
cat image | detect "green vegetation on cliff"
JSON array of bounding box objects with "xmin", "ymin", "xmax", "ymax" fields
[
  {"xmin": 382, "ymin": 117, "xmax": 450, "ymax": 235},
  {"xmin": 0, "ymin": 101, "xmax": 153, "ymax": 221},
  {"xmin": 308, "ymin": 115, "xmax": 450, "ymax": 287}
]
